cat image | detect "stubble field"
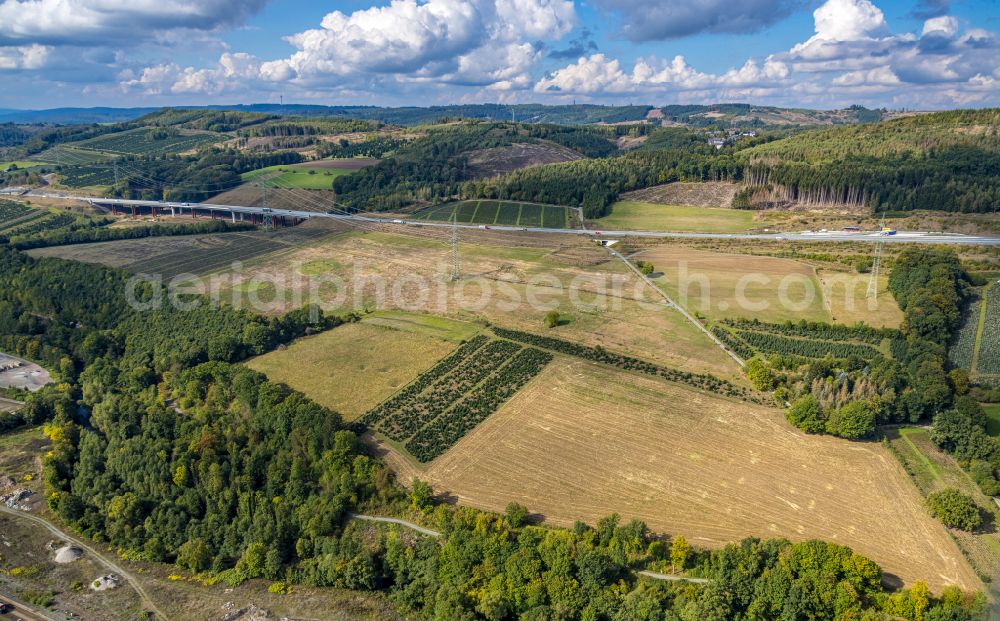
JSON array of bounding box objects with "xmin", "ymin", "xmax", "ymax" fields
[
  {"xmin": 215, "ymin": 228, "xmax": 745, "ymax": 382},
  {"xmin": 638, "ymin": 246, "xmax": 902, "ymax": 326},
  {"xmin": 379, "ymin": 357, "xmax": 979, "ymax": 592},
  {"xmin": 246, "ymin": 319, "xmax": 461, "ymax": 421}
]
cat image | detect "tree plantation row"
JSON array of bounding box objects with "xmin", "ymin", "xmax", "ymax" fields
[{"xmin": 360, "ymin": 334, "xmax": 553, "ymax": 463}]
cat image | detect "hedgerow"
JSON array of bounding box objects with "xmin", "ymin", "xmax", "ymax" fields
[
  {"xmin": 732, "ymin": 329, "xmax": 884, "ymax": 361},
  {"xmin": 719, "ymin": 318, "xmax": 894, "ymax": 345},
  {"xmin": 492, "ymin": 327, "xmax": 759, "ymax": 402}
]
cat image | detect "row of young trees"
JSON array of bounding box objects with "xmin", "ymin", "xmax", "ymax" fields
[
  {"xmin": 9, "ymin": 219, "xmax": 255, "ymax": 250},
  {"xmin": 404, "ymin": 347, "xmax": 552, "ymax": 462},
  {"xmin": 493, "ymin": 327, "xmax": 758, "ymax": 401}
]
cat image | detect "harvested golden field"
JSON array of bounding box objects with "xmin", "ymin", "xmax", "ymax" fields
[
  {"xmin": 246, "ymin": 319, "xmax": 460, "ymax": 421},
  {"xmin": 639, "ymin": 246, "xmax": 901, "ymax": 326},
  {"xmin": 381, "ymin": 358, "xmax": 979, "ymax": 592},
  {"xmin": 217, "ymin": 229, "xmax": 744, "ymax": 382},
  {"xmin": 816, "ymin": 268, "xmax": 903, "ymax": 328}
]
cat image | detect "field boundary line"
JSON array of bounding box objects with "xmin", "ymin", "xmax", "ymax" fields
[
  {"xmin": 0, "ymin": 505, "xmax": 167, "ymax": 620},
  {"xmin": 970, "ymin": 282, "xmax": 992, "ymax": 376},
  {"xmin": 605, "ymin": 247, "xmax": 745, "ymax": 368}
]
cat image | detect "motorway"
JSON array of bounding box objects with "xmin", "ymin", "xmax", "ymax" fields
[{"xmin": 13, "ymin": 190, "xmax": 1000, "ymax": 246}]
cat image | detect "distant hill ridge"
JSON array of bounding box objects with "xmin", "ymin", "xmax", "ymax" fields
[{"xmin": 0, "ymin": 102, "xmax": 907, "ymax": 127}]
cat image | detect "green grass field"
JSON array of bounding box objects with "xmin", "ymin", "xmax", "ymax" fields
[
  {"xmin": 363, "ymin": 310, "xmax": 483, "ymax": 343},
  {"xmin": 984, "ymin": 404, "xmax": 1000, "ymax": 438},
  {"xmin": 246, "ymin": 320, "xmax": 458, "ymax": 421},
  {"xmin": 594, "ymin": 201, "xmax": 755, "ymax": 233},
  {"xmin": 241, "ymin": 164, "xmax": 353, "ymax": 189},
  {"xmin": 413, "ymin": 200, "xmax": 570, "ymax": 229},
  {"xmin": 0, "ymin": 161, "xmax": 45, "ymax": 172}
]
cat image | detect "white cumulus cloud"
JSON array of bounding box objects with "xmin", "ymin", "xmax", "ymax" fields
[
  {"xmin": 129, "ymin": 0, "xmax": 576, "ymax": 95},
  {"xmin": 0, "ymin": 0, "xmax": 267, "ymax": 46},
  {"xmin": 0, "ymin": 44, "xmax": 50, "ymax": 69}
]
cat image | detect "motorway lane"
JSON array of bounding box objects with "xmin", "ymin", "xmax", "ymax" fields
[{"xmin": 21, "ymin": 191, "xmax": 1000, "ymax": 246}]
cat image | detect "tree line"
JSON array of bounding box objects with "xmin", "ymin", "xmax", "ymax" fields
[{"xmin": 9, "ymin": 219, "xmax": 255, "ymax": 250}]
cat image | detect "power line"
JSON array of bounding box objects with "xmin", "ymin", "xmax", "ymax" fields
[
  {"xmin": 450, "ymin": 210, "xmax": 460, "ymax": 281},
  {"xmin": 867, "ymin": 215, "xmax": 885, "ymax": 299}
]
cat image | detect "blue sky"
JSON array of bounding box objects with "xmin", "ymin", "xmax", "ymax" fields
[{"xmin": 0, "ymin": 0, "xmax": 997, "ymax": 109}]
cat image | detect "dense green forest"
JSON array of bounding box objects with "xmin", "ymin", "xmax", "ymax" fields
[
  {"xmin": 332, "ymin": 122, "xmax": 622, "ymax": 212},
  {"xmin": 748, "ymin": 110, "xmax": 1000, "ymax": 162},
  {"xmin": 0, "ymin": 123, "xmax": 36, "ymax": 147}
]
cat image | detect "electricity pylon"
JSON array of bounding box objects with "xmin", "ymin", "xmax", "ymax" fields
[
  {"xmin": 260, "ymin": 183, "xmax": 274, "ymax": 230},
  {"xmin": 867, "ymin": 216, "xmax": 885, "ymax": 299}
]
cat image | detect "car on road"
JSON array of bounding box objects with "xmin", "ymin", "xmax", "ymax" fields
[{"xmin": 0, "ymin": 602, "xmax": 13, "ymax": 613}]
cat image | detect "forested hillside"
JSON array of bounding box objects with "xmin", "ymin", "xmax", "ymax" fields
[
  {"xmin": 5, "ymin": 106, "xmax": 998, "ymax": 217},
  {"xmin": 748, "ymin": 109, "xmax": 1000, "ymax": 162},
  {"xmin": 741, "ymin": 110, "xmax": 1000, "ymax": 213},
  {"xmin": 332, "ymin": 122, "xmax": 622, "ymax": 211}
]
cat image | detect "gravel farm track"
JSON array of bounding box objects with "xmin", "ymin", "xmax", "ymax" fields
[{"xmin": 0, "ymin": 505, "xmax": 167, "ymax": 620}]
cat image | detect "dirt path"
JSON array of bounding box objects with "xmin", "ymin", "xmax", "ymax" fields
[
  {"xmin": 637, "ymin": 570, "xmax": 709, "ymax": 584},
  {"xmin": 971, "ymin": 282, "xmax": 993, "ymax": 375},
  {"xmin": 606, "ymin": 247, "xmax": 745, "ymax": 367},
  {"xmin": 348, "ymin": 513, "xmax": 708, "ymax": 584},
  {"xmin": 0, "ymin": 593, "xmax": 55, "ymax": 621},
  {"xmin": 0, "ymin": 505, "xmax": 167, "ymax": 620},
  {"xmin": 349, "ymin": 513, "xmax": 442, "ymax": 538}
]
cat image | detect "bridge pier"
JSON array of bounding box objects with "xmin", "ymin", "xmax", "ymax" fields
[{"xmin": 231, "ymin": 211, "xmax": 236, "ymax": 223}]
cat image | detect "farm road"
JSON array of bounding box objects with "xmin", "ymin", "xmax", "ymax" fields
[
  {"xmin": 606, "ymin": 247, "xmax": 746, "ymax": 368},
  {"xmin": 349, "ymin": 513, "xmax": 710, "ymax": 585},
  {"xmin": 0, "ymin": 505, "xmax": 167, "ymax": 620},
  {"xmin": 349, "ymin": 513, "xmax": 442, "ymax": 537}
]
